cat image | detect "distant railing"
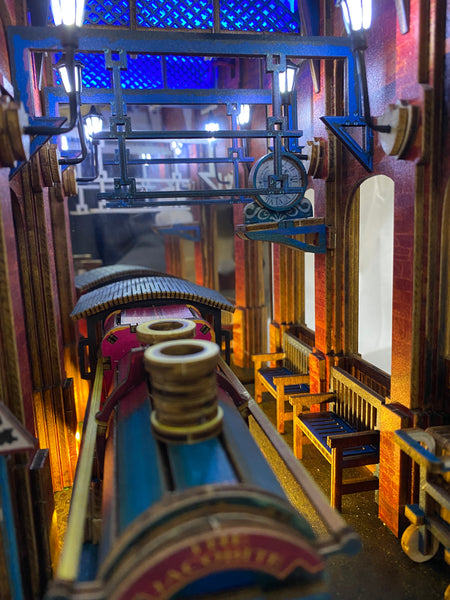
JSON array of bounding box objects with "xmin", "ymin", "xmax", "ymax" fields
[
  {"xmin": 330, "ymin": 366, "xmax": 385, "ymax": 432},
  {"xmin": 341, "ymin": 354, "xmax": 390, "ymax": 400},
  {"xmin": 291, "ymin": 324, "xmax": 315, "ymax": 350},
  {"xmin": 283, "ymin": 332, "xmax": 311, "ymax": 374}
]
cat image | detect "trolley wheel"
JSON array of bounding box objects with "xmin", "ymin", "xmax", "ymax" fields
[{"xmin": 401, "ymin": 524, "xmax": 439, "ymax": 563}]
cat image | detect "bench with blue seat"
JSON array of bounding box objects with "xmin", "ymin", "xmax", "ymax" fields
[
  {"xmin": 289, "ymin": 366, "xmax": 384, "ymax": 511},
  {"xmin": 252, "ymin": 332, "xmax": 311, "ymax": 433}
]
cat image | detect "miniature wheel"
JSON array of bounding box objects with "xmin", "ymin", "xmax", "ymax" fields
[
  {"xmin": 136, "ymin": 318, "xmax": 196, "ymax": 344},
  {"xmin": 401, "ymin": 524, "xmax": 439, "ymax": 563}
]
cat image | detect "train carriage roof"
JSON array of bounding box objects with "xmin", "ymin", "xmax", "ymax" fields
[
  {"xmin": 71, "ymin": 275, "xmax": 235, "ymax": 320},
  {"xmin": 74, "ymin": 264, "xmax": 171, "ymax": 295}
]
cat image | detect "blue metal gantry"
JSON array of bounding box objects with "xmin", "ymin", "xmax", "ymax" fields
[{"xmin": 7, "ymin": 24, "xmax": 373, "ymax": 250}]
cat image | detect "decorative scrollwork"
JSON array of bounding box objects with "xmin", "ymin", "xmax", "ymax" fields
[{"xmin": 244, "ymin": 199, "xmax": 312, "ymax": 225}]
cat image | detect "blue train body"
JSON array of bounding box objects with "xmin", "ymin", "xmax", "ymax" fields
[{"xmin": 47, "ymin": 272, "xmax": 360, "ymax": 600}]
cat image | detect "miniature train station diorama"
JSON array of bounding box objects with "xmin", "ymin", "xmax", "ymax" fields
[{"xmin": 0, "ymin": 0, "xmax": 449, "ymax": 598}]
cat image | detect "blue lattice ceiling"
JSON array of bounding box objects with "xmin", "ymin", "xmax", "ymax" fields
[
  {"xmin": 85, "ymin": 0, "xmax": 130, "ymax": 26},
  {"xmin": 81, "ymin": 0, "xmax": 300, "ymax": 31},
  {"xmin": 135, "ymin": 0, "xmax": 211, "ymax": 29},
  {"xmin": 51, "ymin": 0, "xmax": 300, "ymax": 90},
  {"xmin": 53, "ymin": 52, "xmax": 215, "ymax": 89}
]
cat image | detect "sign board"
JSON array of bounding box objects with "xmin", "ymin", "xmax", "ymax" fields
[{"xmin": 0, "ymin": 402, "xmax": 37, "ymax": 455}]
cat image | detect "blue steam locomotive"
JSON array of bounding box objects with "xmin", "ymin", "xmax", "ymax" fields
[{"xmin": 46, "ymin": 267, "xmax": 359, "ymax": 600}]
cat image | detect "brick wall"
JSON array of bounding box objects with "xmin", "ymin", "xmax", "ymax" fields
[{"xmin": 378, "ymin": 403, "xmax": 413, "ymax": 536}]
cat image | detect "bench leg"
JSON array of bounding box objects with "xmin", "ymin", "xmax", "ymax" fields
[
  {"xmin": 331, "ymin": 447, "xmax": 343, "ymax": 511},
  {"xmin": 277, "ymin": 394, "xmax": 285, "ymax": 434},
  {"xmin": 293, "ymin": 421, "xmax": 303, "ymax": 460},
  {"xmin": 255, "ymin": 376, "xmax": 263, "ymax": 403}
]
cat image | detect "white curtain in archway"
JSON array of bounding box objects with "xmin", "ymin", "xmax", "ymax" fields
[{"xmin": 358, "ymin": 175, "xmax": 394, "ymax": 373}]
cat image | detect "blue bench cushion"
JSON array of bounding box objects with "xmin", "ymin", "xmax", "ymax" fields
[
  {"xmin": 299, "ymin": 411, "xmax": 378, "ymax": 457},
  {"xmin": 259, "ymin": 367, "xmax": 310, "ymax": 395}
]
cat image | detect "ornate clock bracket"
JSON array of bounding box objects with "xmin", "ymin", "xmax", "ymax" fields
[{"xmin": 239, "ymin": 149, "xmax": 327, "ymax": 252}]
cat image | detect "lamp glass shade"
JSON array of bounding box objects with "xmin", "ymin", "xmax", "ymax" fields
[
  {"xmin": 278, "ymin": 64, "xmax": 297, "ymax": 94},
  {"xmin": 51, "ymin": 0, "xmax": 86, "ymax": 26},
  {"xmin": 170, "ymin": 141, "xmax": 183, "ymax": 156},
  {"xmin": 237, "ymin": 104, "xmax": 250, "ymax": 126},
  {"xmin": 84, "ymin": 106, "xmax": 103, "ymax": 141},
  {"xmin": 339, "ymin": 0, "xmax": 372, "ymax": 33},
  {"xmin": 56, "ymin": 60, "xmax": 83, "ymax": 93},
  {"xmin": 60, "ymin": 135, "xmax": 69, "ymax": 151}
]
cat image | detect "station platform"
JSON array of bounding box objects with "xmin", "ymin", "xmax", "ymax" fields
[
  {"xmin": 249, "ymin": 388, "xmax": 449, "ymax": 600},
  {"xmin": 52, "ymin": 383, "xmax": 449, "ymax": 599}
]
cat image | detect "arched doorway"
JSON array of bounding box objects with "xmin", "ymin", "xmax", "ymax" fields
[
  {"xmin": 345, "ymin": 175, "xmax": 394, "ymax": 375},
  {"xmin": 358, "ymin": 176, "xmax": 394, "ymax": 373}
]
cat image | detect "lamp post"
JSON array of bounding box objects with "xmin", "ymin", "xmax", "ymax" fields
[
  {"xmin": 55, "ymin": 59, "xmax": 89, "ymax": 165},
  {"xmin": 237, "ymin": 104, "xmax": 250, "ymax": 127},
  {"xmin": 55, "ymin": 56, "xmax": 83, "ymax": 96},
  {"xmin": 75, "ymin": 105, "xmax": 103, "ymax": 180},
  {"xmin": 336, "ymin": 0, "xmax": 390, "ymax": 133},
  {"xmin": 24, "ymin": 0, "xmax": 85, "ymax": 137},
  {"xmin": 84, "ymin": 105, "xmax": 104, "ymax": 142},
  {"xmin": 50, "ymin": 0, "xmax": 85, "ymax": 27},
  {"xmin": 278, "ymin": 61, "xmax": 298, "ymax": 98},
  {"xmin": 278, "ymin": 60, "xmax": 300, "ymax": 152}
]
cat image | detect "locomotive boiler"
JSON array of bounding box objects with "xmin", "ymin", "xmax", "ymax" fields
[{"xmin": 47, "ymin": 268, "xmax": 360, "ymax": 600}]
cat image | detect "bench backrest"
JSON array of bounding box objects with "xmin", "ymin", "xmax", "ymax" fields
[
  {"xmin": 329, "ymin": 366, "xmax": 384, "ymax": 431},
  {"xmin": 282, "ymin": 332, "xmax": 311, "ymax": 374}
]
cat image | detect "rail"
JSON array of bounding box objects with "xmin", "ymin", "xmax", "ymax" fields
[
  {"xmin": 56, "ymin": 360, "xmax": 104, "ymax": 582},
  {"xmin": 219, "ymin": 359, "xmax": 361, "ymax": 557}
]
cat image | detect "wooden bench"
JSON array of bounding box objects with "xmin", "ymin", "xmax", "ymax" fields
[
  {"xmin": 252, "ymin": 332, "xmax": 311, "ymax": 434},
  {"xmin": 289, "ymin": 366, "xmax": 384, "ymax": 511}
]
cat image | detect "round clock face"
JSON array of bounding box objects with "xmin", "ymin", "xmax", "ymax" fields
[{"xmin": 250, "ymin": 152, "xmax": 307, "ymax": 211}]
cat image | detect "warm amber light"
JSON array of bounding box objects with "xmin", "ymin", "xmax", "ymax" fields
[{"xmin": 75, "ymin": 423, "xmax": 83, "ymax": 455}]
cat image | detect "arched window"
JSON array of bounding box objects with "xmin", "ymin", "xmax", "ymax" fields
[{"xmin": 358, "ymin": 175, "xmax": 394, "ymax": 373}]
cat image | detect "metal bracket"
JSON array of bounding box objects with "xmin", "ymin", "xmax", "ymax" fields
[
  {"xmin": 8, "ymin": 116, "xmax": 66, "ymax": 178},
  {"xmin": 320, "ymin": 115, "xmax": 373, "ymax": 172},
  {"xmin": 153, "ymin": 224, "xmax": 201, "ymax": 242},
  {"xmin": 7, "ymin": 26, "xmax": 371, "ymax": 195},
  {"xmin": 236, "ymin": 220, "xmax": 328, "ymax": 253}
]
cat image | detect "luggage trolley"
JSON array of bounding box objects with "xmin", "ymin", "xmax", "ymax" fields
[{"xmin": 395, "ymin": 426, "xmax": 450, "ymax": 595}]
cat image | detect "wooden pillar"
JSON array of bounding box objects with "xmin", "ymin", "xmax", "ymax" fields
[
  {"xmin": 165, "ymin": 235, "xmax": 184, "ymax": 278},
  {"xmin": 378, "ymin": 403, "xmax": 412, "ymax": 536},
  {"xmin": 193, "ymin": 205, "xmax": 218, "ymax": 290},
  {"xmin": 270, "ymin": 242, "xmax": 304, "ymax": 350},
  {"xmin": 0, "ymin": 166, "xmax": 42, "ymax": 600},
  {"xmin": 232, "ymin": 204, "xmax": 267, "ymax": 369},
  {"xmin": 49, "ymin": 154, "xmax": 89, "ymax": 424},
  {"xmin": 0, "ymin": 173, "xmax": 26, "ymax": 424},
  {"xmin": 10, "ymin": 153, "xmax": 77, "ymax": 491},
  {"xmin": 0, "ymin": 128, "xmax": 55, "ymax": 599}
]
